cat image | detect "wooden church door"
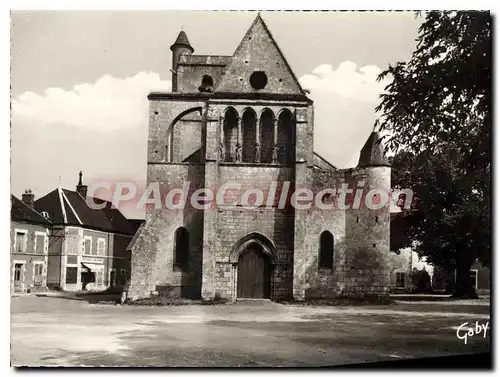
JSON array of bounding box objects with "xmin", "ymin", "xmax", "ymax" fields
[{"xmin": 237, "ymin": 243, "xmax": 271, "ymax": 299}]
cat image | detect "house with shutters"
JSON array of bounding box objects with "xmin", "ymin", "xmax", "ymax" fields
[
  {"xmin": 11, "ymin": 191, "xmax": 51, "ymax": 293},
  {"xmin": 33, "ymin": 172, "xmax": 138, "ymax": 292}
]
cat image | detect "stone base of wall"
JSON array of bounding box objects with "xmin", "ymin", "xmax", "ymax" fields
[
  {"xmin": 477, "ymin": 289, "xmax": 490, "ymax": 295},
  {"xmin": 28, "ymin": 285, "xmax": 48, "ymax": 293},
  {"xmin": 273, "ymin": 264, "xmax": 293, "ymax": 301},
  {"xmin": 129, "ymin": 281, "xmax": 390, "ymax": 301},
  {"xmin": 127, "ymin": 282, "xmax": 155, "ymax": 301},
  {"xmin": 304, "ymin": 289, "xmax": 390, "ymax": 300},
  {"xmin": 214, "ymin": 263, "xmax": 235, "ymax": 300},
  {"xmin": 47, "ymin": 283, "xmax": 59, "ymax": 290},
  {"xmin": 155, "ymin": 285, "xmax": 201, "ymax": 299}
]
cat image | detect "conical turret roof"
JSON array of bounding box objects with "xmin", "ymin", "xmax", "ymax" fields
[
  {"xmin": 170, "ymin": 30, "xmax": 194, "ymax": 52},
  {"xmin": 357, "ymin": 132, "xmax": 390, "ymax": 167}
]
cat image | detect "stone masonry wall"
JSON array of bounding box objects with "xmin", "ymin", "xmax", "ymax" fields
[
  {"xmin": 171, "ymin": 114, "xmax": 203, "ymax": 162},
  {"xmin": 201, "ymin": 103, "xmax": 303, "ymax": 301},
  {"xmin": 292, "ymin": 105, "xmax": 315, "ymax": 299},
  {"xmin": 177, "ymin": 63, "xmax": 227, "ymax": 94},
  {"xmin": 344, "ymin": 166, "xmax": 391, "ymax": 296},
  {"xmin": 215, "ymin": 208, "xmax": 295, "ymax": 300},
  {"xmin": 128, "ymin": 163, "xmax": 205, "ymax": 300},
  {"xmin": 211, "ymin": 164, "xmax": 295, "ymax": 301},
  {"xmin": 301, "ymin": 168, "xmax": 347, "ymax": 299},
  {"xmin": 148, "ymin": 99, "xmax": 206, "ymax": 163},
  {"xmin": 139, "ymin": 88, "xmax": 391, "ymax": 301},
  {"xmin": 215, "ymin": 16, "xmax": 303, "ymax": 95}
]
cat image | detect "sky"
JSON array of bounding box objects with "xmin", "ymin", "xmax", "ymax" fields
[{"xmin": 10, "ymin": 11, "xmax": 423, "ymax": 219}]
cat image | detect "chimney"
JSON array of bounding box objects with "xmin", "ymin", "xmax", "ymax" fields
[
  {"xmin": 21, "ymin": 189, "xmax": 35, "ymax": 208},
  {"xmin": 76, "ymin": 171, "xmax": 88, "ymax": 198}
]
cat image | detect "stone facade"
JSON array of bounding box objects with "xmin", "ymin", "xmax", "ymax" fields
[
  {"xmin": 128, "ymin": 14, "xmax": 391, "ymax": 301},
  {"xmin": 46, "ymin": 226, "xmax": 132, "ymax": 292}
]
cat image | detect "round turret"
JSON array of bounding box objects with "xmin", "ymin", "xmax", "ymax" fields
[{"xmin": 170, "ymin": 30, "xmax": 194, "ymax": 92}]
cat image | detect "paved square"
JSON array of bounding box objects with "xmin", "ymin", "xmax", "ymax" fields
[{"xmin": 10, "ymin": 295, "xmax": 490, "ymax": 367}]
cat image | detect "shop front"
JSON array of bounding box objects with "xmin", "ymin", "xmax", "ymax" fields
[{"xmin": 80, "ymin": 257, "xmax": 106, "ymax": 291}]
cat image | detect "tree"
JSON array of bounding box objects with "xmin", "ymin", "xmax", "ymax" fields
[
  {"xmin": 411, "ymin": 268, "xmax": 433, "ymax": 294},
  {"xmin": 377, "ymin": 11, "xmax": 491, "ymax": 298}
]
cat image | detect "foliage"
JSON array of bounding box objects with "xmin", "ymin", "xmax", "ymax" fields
[
  {"xmin": 378, "ymin": 11, "xmax": 491, "ymax": 298},
  {"xmin": 410, "ymin": 268, "xmax": 433, "ymax": 293},
  {"xmin": 376, "ymin": 11, "xmax": 491, "ymax": 160}
]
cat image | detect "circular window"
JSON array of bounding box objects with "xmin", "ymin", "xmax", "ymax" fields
[{"xmin": 249, "ymin": 71, "xmax": 268, "ymax": 90}]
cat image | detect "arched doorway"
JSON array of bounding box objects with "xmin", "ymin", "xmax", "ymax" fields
[{"xmin": 237, "ymin": 242, "xmax": 271, "ymax": 299}]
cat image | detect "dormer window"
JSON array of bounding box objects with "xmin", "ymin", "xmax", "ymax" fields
[{"xmin": 198, "ymin": 75, "xmax": 214, "ymax": 93}]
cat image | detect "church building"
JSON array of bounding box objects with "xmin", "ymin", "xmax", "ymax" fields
[{"xmin": 128, "ymin": 14, "xmax": 391, "ymax": 301}]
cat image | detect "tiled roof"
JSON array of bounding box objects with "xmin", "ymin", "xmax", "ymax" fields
[
  {"xmin": 34, "ymin": 188, "xmax": 135, "ymax": 235},
  {"xmin": 11, "ymin": 195, "xmax": 51, "ymax": 225}
]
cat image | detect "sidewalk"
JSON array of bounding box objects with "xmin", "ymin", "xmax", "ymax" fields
[{"xmin": 391, "ymin": 294, "xmax": 490, "ymax": 306}]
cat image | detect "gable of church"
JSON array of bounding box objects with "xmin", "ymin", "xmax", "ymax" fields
[{"xmin": 215, "ymin": 15, "xmax": 305, "ymax": 95}]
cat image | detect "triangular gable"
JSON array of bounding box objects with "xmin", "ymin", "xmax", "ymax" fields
[
  {"xmin": 215, "ymin": 14, "xmax": 305, "ymax": 95},
  {"xmin": 62, "ymin": 189, "xmax": 135, "ymax": 235}
]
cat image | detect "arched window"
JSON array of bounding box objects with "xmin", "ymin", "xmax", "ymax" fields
[
  {"xmin": 199, "ymin": 75, "xmax": 214, "ymax": 93},
  {"xmin": 242, "ymin": 108, "xmax": 257, "ymax": 163},
  {"xmin": 259, "ymin": 109, "xmax": 274, "ymax": 163},
  {"xmin": 166, "ymin": 107, "xmax": 203, "ymax": 162},
  {"xmin": 223, "ymin": 107, "xmax": 238, "ymax": 162},
  {"xmin": 278, "ymin": 110, "xmax": 296, "ymax": 165},
  {"xmin": 173, "ymin": 227, "xmax": 189, "ymax": 271},
  {"xmin": 318, "ymin": 231, "xmax": 334, "ymax": 270}
]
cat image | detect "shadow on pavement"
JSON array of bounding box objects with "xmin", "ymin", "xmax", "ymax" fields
[{"xmin": 34, "ymin": 290, "xmax": 122, "ymax": 304}]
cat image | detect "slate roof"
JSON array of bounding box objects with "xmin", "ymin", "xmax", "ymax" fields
[
  {"xmin": 34, "ymin": 188, "xmax": 135, "ymax": 235},
  {"xmin": 170, "ymin": 30, "xmax": 194, "ymax": 53},
  {"xmin": 11, "ymin": 195, "xmax": 52, "ymax": 226}
]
